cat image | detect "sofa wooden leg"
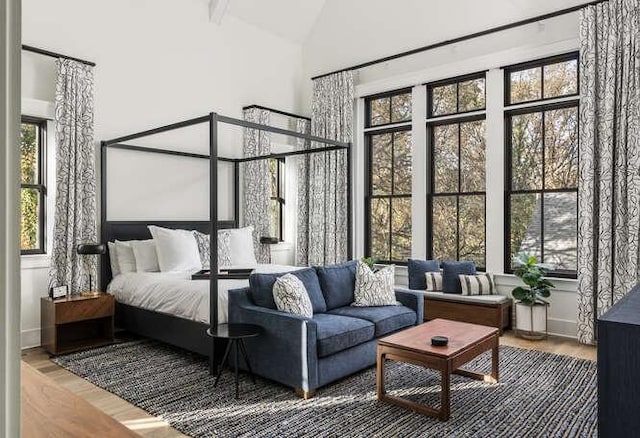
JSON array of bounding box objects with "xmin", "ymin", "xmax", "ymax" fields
[{"xmin": 295, "ymin": 389, "xmax": 316, "ymax": 400}]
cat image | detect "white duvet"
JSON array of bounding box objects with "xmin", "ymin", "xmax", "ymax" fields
[{"xmin": 107, "ymin": 264, "xmax": 299, "ymax": 324}]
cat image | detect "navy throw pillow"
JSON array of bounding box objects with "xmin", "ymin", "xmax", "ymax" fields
[
  {"xmin": 407, "ymin": 259, "xmax": 440, "ymax": 290},
  {"xmin": 441, "ymin": 261, "xmax": 476, "ymax": 294},
  {"xmin": 315, "ymin": 260, "xmax": 358, "ymax": 310},
  {"xmin": 249, "ymin": 268, "xmax": 327, "ymax": 313}
]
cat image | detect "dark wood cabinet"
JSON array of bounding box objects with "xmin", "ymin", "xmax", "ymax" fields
[
  {"xmin": 598, "ymin": 285, "xmax": 640, "ymax": 437},
  {"xmin": 41, "ymin": 294, "xmax": 115, "ymax": 355}
]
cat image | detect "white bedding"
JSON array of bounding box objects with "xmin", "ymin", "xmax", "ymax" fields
[{"xmin": 107, "ymin": 264, "xmax": 300, "ymax": 324}]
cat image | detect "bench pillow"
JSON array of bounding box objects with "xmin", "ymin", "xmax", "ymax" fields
[
  {"xmin": 459, "ymin": 273, "xmax": 495, "ymax": 296},
  {"xmin": 316, "ymin": 260, "xmax": 358, "ymax": 310},
  {"xmin": 250, "ymin": 267, "xmax": 327, "ymax": 313},
  {"xmin": 442, "ymin": 261, "xmax": 476, "ymax": 294},
  {"xmin": 425, "ymin": 272, "xmax": 443, "ymax": 291},
  {"xmin": 408, "ymin": 259, "xmax": 440, "ymax": 290}
]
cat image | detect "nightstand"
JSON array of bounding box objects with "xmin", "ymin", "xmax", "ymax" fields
[{"xmin": 41, "ymin": 294, "xmax": 115, "ymax": 355}]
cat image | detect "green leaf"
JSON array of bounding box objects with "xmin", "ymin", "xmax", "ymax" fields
[{"xmin": 512, "ymin": 287, "xmax": 530, "ymax": 300}]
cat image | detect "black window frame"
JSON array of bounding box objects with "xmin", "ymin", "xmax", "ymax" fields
[
  {"xmin": 426, "ymin": 85, "xmax": 487, "ymax": 271},
  {"xmin": 269, "ymin": 157, "xmax": 285, "ymax": 242},
  {"xmin": 504, "ymin": 51, "xmax": 579, "ymax": 107},
  {"xmin": 364, "ymin": 88, "xmax": 413, "ymax": 264},
  {"xmin": 504, "ymin": 99, "xmax": 579, "ymax": 279},
  {"xmin": 20, "ymin": 116, "xmax": 47, "ymax": 255},
  {"xmin": 426, "ymin": 71, "xmax": 487, "ymax": 119},
  {"xmin": 365, "ymin": 87, "xmax": 413, "ymax": 129}
]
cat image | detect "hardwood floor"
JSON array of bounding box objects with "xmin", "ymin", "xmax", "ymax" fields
[{"xmin": 21, "ymin": 332, "xmax": 595, "ymax": 437}]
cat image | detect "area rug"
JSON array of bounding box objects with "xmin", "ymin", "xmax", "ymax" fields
[{"xmin": 53, "ymin": 340, "xmax": 597, "ymax": 437}]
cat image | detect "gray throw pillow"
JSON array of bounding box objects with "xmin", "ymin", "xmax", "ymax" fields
[
  {"xmin": 352, "ymin": 261, "xmax": 398, "ymax": 307},
  {"xmin": 193, "ymin": 230, "xmax": 232, "ymax": 269},
  {"xmin": 272, "ymin": 274, "xmax": 313, "ymax": 318}
]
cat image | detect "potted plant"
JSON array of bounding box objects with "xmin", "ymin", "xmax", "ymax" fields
[
  {"xmin": 511, "ymin": 253, "xmax": 555, "ymax": 340},
  {"xmin": 361, "ymin": 256, "xmax": 378, "ymax": 271}
]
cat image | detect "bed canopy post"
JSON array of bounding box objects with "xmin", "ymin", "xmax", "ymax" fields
[{"xmin": 209, "ymin": 112, "xmax": 219, "ymax": 374}]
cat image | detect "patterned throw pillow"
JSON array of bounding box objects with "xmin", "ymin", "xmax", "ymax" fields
[
  {"xmin": 352, "ymin": 261, "xmax": 398, "ymax": 307},
  {"xmin": 459, "ymin": 273, "xmax": 495, "ymax": 296},
  {"xmin": 193, "ymin": 230, "xmax": 232, "ymax": 269},
  {"xmin": 424, "ymin": 272, "xmax": 443, "ymax": 291},
  {"xmin": 272, "ymin": 274, "xmax": 313, "ymax": 318}
]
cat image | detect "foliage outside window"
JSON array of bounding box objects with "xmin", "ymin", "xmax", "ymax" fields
[
  {"xmin": 20, "ymin": 117, "xmax": 47, "ymax": 254},
  {"xmin": 365, "ymin": 89, "xmax": 412, "ymax": 262},
  {"xmin": 269, "ymin": 158, "xmax": 285, "ymax": 241},
  {"xmin": 427, "ymin": 73, "xmax": 487, "ymax": 267},
  {"xmin": 505, "ymin": 53, "xmax": 579, "ymax": 277}
]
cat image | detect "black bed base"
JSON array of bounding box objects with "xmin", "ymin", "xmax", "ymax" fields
[{"xmin": 115, "ymin": 302, "xmax": 226, "ymax": 363}]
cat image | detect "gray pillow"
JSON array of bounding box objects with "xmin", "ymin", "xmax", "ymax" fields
[
  {"xmin": 352, "ymin": 261, "xmax": 398, "ymax": 307},
  {"xmin": 193, "ymin": 230, "xmax": 232, "ymax": 269},
  {"xmin": 272, "ymin": 274, "xmax": 313, "ymax": 318}
]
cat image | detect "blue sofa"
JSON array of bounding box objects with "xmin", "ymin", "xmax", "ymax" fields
[{"xmin": 228, "ymin": 261, "xmax": 423, "ymax": 397}]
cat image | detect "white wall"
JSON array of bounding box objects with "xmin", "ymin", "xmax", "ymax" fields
[
  {"xmin": 20, "ymin": 0, "xmax": 305, "ymax": 348},
  {"xmin": 303, "ymin": 0, "xmax": 584, "ymax": 338}
]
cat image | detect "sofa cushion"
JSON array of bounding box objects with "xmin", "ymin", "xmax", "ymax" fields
[
  {"xmin": 315, "ymin": 260, "xmax": 358, "ymax": 310},
  {"xmin": 424, "ymin": 291, "xmax": 511, "ymax": 305},
  {"xmin": 442, "ymin": 261, "xmax": 476, "ymax": 294},
  {"xmin": 328, "ymin": 305, "xmax": 417, "ymax": 337},
  {"xmin": 249, "ymin": 268, "xmax": 327, "ymax": 313},
  {"xmin": 408, "ymin": 259, "xmax": 440, "ymax": 290},
  {"xmin": 313, "ymin": 313, "xmax": 375, "ymax": 358}
]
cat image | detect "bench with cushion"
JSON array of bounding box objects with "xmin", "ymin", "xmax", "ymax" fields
[
  {"xmin": 408, "ymin": 259, "xmax": 512, "ymax": 334},
  {"xmin": 228, "ymin": 260, "xmax": 423, "ymax": 397}
]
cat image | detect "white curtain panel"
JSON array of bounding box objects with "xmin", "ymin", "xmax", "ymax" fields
[
  {"xmin": 242, "ymin": 108, "xmax": 271, "ymax": 263},
  {"xmin": 306, "ymin": 71, "xmax": 354, "ymax": 266},
  {"xmin": 577, "ymin": 0, "xmax": 640, "ymax": 344},
  {"xmin": 49, "ymin": 59, "xmax": 98, "ymax": 294}
]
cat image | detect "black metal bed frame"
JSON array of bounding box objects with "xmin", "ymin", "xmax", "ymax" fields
[{"xmin": 101, "ymin": 111, "xmax": 352, "ymax": 373}]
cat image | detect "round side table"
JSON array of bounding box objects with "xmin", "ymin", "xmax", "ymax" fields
[{"xmin": 207, "ymin": 323, "xmax": 263, "ymax": 398}]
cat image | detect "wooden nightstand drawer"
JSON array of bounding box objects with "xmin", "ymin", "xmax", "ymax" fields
[{"xmin": 55, "ymin": 296, "xmax": 114, "ymax": 324}]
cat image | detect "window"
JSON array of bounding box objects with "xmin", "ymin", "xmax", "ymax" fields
[
  {"xmin": 20, "ymin": 117, "xmax": 47, "ymax": 254},
  {"xmin": 427, "ymin": 73, "xmax": 487, "ymax": 267},
  {"xmin": 505, "ymin": 53, "xmax": 579, "ymax": 276},
  {"xmin": 365, "ymin": 89, "xmax": 412, "ymax": 262},
  {"xmin": 269, "ymin": 158, "xmax": 285, "ymax": 241}
]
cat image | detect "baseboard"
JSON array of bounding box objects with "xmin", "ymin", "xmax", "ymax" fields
[
  {"xmin": 547, "ymin": 318, "xmax": 577, "ymax": 339},
  {"xmin": 21, "ymin": 328, "xmax": 41, "ymax": 350}
]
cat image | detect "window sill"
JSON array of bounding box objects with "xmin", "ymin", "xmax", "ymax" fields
[{"xmin": 20, "ymin": 254, "xmax": 51, "ymax": 270}]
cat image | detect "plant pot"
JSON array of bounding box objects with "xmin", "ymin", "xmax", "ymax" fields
[{"xmin": 515, "ymin": 302, "xmax": 548, "ymax": 340}]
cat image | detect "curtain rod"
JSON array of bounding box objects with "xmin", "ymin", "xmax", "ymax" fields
[
  {"xmin": 243, "ymin": 105, "xmax": 311, "ymax": 121},
  {"xmin": 311, "ymin": 0, "xmax": 608, "ymax": 81},
  {"xmin": 22, "ymin": 44, "xmax": 96, "ymax": 67}
]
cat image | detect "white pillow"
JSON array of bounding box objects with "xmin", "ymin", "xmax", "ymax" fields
[
  {"xmin": 114, "ymin": 240, "xmax": 136, "ymax": 274},
  {"xmin": 107, "ymin": 242, "xmax": 121, "ymax": 277},
  {"xmin": 272, "ymin": 274, "xmax": 313, "ymax": 318},
  {"xmin": 227, "ymin": 226, "xmax": 257, "ymax": 267},
  {"xmin": 425, "ymin": 272, "xmax": 443, "ymax": 291},
  {"xmin": 352, "ymin": 261, "xmax": 398, "ymax": 307},
  {"xmin": 148, "ymin": 225, "xmax": 202, "ymax": 272},
  {"xmin": 459, "ymin": 273, "xmax": 495, "ymax": 296},
  {"xmin": 130, "ymin": 240, "xmax": 160, "ymax": 273}
]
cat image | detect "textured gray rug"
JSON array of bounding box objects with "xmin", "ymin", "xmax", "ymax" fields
[{"xmin": 53, "ymin": 339, "xmax": 596, "ymax": 438}]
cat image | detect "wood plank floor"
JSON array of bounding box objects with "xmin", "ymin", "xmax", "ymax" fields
[{"xmin": 21, "ymin": 333, "xmax": 595, "ymax": 437}]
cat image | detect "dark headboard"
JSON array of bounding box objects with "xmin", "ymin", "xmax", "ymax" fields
[{"xmin": 100, "ymin": 220, "xmax": 236, "ymax": 291}]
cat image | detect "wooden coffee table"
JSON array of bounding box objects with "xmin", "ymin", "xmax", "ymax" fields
[{"xmin": 377, "ymin": 319, "xmax": 499, "ymax": 420}]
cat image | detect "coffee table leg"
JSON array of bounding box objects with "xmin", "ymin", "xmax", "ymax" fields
[
  {"xmin": 440, "ymin": 366, "xmax": 451, "ymax": 421},
  {"xmin": 492, "ymin": 341, "xmax": 499, "ymax": 383},
  {"xmin": 377, "ymin": 348, "xmax": 385, "ymax": 399}
]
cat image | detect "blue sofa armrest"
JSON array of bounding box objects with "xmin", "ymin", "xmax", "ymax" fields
[
  {"xmin": 395, "ymin": 287, "xmax": 424, "ymax": 324},
  {"xmin": 228, "ymin": 287, "xmax": 319, "ymax": 391}
]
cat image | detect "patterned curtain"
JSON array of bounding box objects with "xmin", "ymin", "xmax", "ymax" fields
[
  {"xmin": 295, "ymin": 118, "xmax": 311, "ymax": 266},
  {"xmin": 577, "ymin": 0, "xmax": 640, "ymax": 344},
  {"xmin": 49, "ymin": 59, "xmax": 97, "ymax": 294},
  {"xmin": 242, "ymin": 108, "xmax": 271, "ymax": 263},
  {"xmin": 302, "ymin": 71, "xmax": 354, "ymax": 266}
]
